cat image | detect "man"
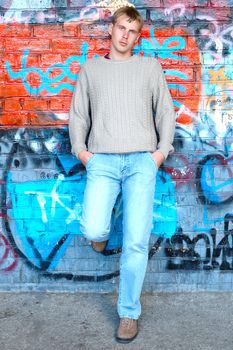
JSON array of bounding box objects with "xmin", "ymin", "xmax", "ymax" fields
[{"xmin": 69, "ymin": 6, "xmax": 175, "ymax": 343}]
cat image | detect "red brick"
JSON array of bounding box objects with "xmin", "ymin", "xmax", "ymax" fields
[
  {"xmin": 0, "ymin": 84, "xmax": 30, "ymax": 97},
  {"xmin": 63, "ymin": 23, "xmax": 81, "ymax": 37},
  {"xmin": 178, "ymin": 83, "xmax": 201, "ymax": 97},
  {"xmin": 68, "ymin": 60, "xmax": 82, "ymax": 75},
  {"xmin": 4, "ymin": 38, "xmax": 50, "ymax": 52},
  {"xmin": 0, "ymin": 52, "xmax": 4, "ymax": 67},
  {"xmin": 3, "ymin": 70, "xmax": 24, "ymax": 84},
  {"xmin": 4, "ymin": 98, "xmax": 21, "ymax": 110},
  {"xmin": 0, "ymin": 69, "xmax": 10, "ymax": 83},
  {"xmin": 142, "ymin": 27, "xmax": 186, "ymax": 42},
  {"xmin": 28, "ymin": 54, "xmax": 42, "ymax": 67},
  {"xmin": 157, "ymin": 57, "xmax": 181, "ymax": 67},
  {"xmin": 0, "ymin": 38, "xmax": 4, "ymax": 52},
  {"xmin": 50, "ymin": 97, "xmax": 72, "ymax": 111},
  {"xmin": 51, "ymin": 38, "xmax": 83, "ymax": 52},
  {"xmin": 186, "ymin": 37, "xmax": 201, "ymax": 52},
  {"xmin": 23, "ymin": 98, "xmax": 48, "ymax": 111},
  {"xmin": 4, "ymin": 52, "xmax": 40, "ymax": 69},
  {"xmin": 153, "ymin": 28, "xmax": 189, "ymax": 39},
  {"xmin": 33, "ymin": 24, "xmax": 64, "ymax": 38},
  {"xmin": 40, "ymin": 54, "xmax": 63, "ymax": 67},
  {"xmin": 26, "ymin": 71, "xmax": 43, "ymax": 88},
  {"xmin": 164, "ymin": 68, "xmax": 194, "ymax": 82},
  {"xmin": 168, "ymin": 88, "xmax": 178, "ymax": 97},
  {"xmin": 93, "ymin": 39, "xmax": 111, "ymax": 51},
  {"xmin": 45, "ymin": 67, "xmax": 64, "ymax": 80},
  {"xmin": 176, "ymin": 114, "xmax": 193, "ymax": 125},
  {"xmin": 0, "ymin": 24, "xmax": 32, "ymax": 37},
  {"xmin": 0, "ymin": 99, "xmax": 4, "ymax": 110},
  {"xmin": 88, "ymin": 50, "xmax": 108, "ymax": 58},
  {"xmin": 0, "ymin": 112, "xmax": 30, "ymax": 126}
]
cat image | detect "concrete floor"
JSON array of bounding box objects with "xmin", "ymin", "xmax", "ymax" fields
[{"xmin": 0, "ymin": 292, "xmax": 233, "ymax": 350}]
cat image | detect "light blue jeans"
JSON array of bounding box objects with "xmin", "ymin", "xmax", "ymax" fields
[{"xmin": 80, "ymin": 152, "xmax": 157, "ymax": 319}]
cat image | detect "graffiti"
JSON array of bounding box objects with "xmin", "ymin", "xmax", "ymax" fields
[
  {"xmin": 5, "ymin": 43, "xmax": 88, "ymax": 96},
  {"xmin": 135, "ymin": 27, "xmax": 201, "ymax": 124},
  {"xmin": 78, "ymin": 0, "xmax": 133, "ymax": 22},
  {"xmin": 0, "ymin": 127, "xmax": 176, "ymax": 273},
  {"xmin": 0, "ymin": 1, "xmax": 233, "ymax": 292},
  {"xmin": 3, "ymin": 26, "xmax": 201, "ymax": 126},
  {"xmin": 164, "ymin": 4, "xmax": 186, "ymax": 24},
  {"xmin": 1, "ymin": 0, "xmax": 132, "ymax": 24},
  {"xmin": 166, "ymin": 215, "xmax": 233, "ymax": 270},
  {"xmin": 148, "ymin": 214, "xmax": 233, "ymax": 271},
  {"xmin": 0, "ymin": 0, "xmax": 55, "ymax": 23},
  {"xmin": 0, "ymin": 232, "xmax": 18, "ymax": 272},
  {"xmin": 3, "ymin": 25, "xmax": 201, "ymax": 128},
  {"xmin": 195, "ymin": 18, "xmax": 233, "ymax": 63},
  {"xmin": 196, "ymin": 154, "xmax": 233, "ymax": 204},
  {"xmin": 138, "ymin": 28, "xmax": 188, "ymax": 61}
]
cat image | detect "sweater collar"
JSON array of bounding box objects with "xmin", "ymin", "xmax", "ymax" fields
[{"xmin": 102, "ymin": 55, "xmax": 137, "ymax": 63}]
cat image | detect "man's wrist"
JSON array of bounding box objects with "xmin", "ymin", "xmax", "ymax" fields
[
  {"xmin": 154, "ymin": 150, "xmax": 165, "ymax": 161},
  {"xmin": 77, "ymin": 150, "xmax": 87, "ymax": 159}
]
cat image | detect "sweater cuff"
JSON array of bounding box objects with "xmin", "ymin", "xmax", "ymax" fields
[
  {"xmin": 71, "ymin": 143, "xmax": 87, "ymax": 158},
  {"xmin": 157, "ymin": 144, "xmax": 174, "ymax": 160}
]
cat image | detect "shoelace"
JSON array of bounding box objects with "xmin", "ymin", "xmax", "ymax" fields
[{"xmin": 121, "ymin": 318, "xmax": 134, "ymax": 328}]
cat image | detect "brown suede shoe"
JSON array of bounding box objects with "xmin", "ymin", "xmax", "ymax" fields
[
  {"xmin": 91, "ymin": 240, "xmax": 108, "ymax": 252},
  {"xmin": 115, "ymin": 317, "xmax": 138, "ymax": 343}
]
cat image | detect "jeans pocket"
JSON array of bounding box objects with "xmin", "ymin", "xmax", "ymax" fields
[
  {"xmin": 147, "ymin": 152, "xmax": 158, "ymax": 171},
  {"xmin": 86, "ymin": 154, "xmax": 96, "ymax": 167}
]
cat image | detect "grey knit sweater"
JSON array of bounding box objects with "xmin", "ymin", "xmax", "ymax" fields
[{"xmin": 69, "ymin": 55, "xmax": 175, "ymax": 159}]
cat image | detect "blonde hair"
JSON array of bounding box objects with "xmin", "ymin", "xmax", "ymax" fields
[{"xmin": 112, "ymin": 6, "xmax": 144, "ymax": 31}]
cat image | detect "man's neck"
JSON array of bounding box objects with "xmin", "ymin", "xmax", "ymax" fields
[{"xmin": 109, "ymin": 50, "xmax": 133, "ymax": 61}]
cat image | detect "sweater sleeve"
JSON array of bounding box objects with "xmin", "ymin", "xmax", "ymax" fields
[
  {"xmin": 69, "ymin": 65, "xmax": 90, "ymax": 157},
  {"xmin": 152, "ymin": 61, "xmax": 176, "ymax": 160}
]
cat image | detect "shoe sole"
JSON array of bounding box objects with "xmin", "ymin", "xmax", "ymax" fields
[{"xmin": 115, "ymin": 333, "xmax": 138, "ymax": 344}]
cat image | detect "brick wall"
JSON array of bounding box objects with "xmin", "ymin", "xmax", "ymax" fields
[{"xmin": 1, "ymin": 0, "xmax": 233, "ymax": 292}]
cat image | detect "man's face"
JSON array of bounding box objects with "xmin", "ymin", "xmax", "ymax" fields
[{"xmin": 108, "ymin": 14, "xmax": 141, "ymax": 56}]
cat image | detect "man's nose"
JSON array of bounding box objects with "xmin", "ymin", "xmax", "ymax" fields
[{"xmin": 123, "ymin": 30, "xmax": 129, "ymax": 38}]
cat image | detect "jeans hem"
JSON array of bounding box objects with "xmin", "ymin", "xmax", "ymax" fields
[{"xmin": 118, "ymin": 314, "xmax": 140, "ymax": 320}]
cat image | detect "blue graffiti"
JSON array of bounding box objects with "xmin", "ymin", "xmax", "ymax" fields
[
  {"xmin": 7, "ymin": 158, "xmax": 177, "ymax": 270},
  {"xmin": 194, "ymin": 205, "xmax": 227, "ymax": 233},
  {"xmin": 134, "ymin": 27, "xmax": 188, "ymax": 61},
  {"xmin": 5, "ymin": 42, "xmax": 89, "ymax": 95},
  {"xmin": 7, "ymin": 170, "xmax": 85, "ymax": 270},
  {"xmin": 200, "ymin": 156, "xmax": 233, "ymax": 204},
  {"xmin": 165, "ymin": 70, "xmax": 189, "ymax": 101},
  {"xmin": 152, "ymin": 170, "xmax": 177, "ymax": 238},
  {"xmin": 5, "ymin": 29, "xmax": 189, "ymax": 110}
]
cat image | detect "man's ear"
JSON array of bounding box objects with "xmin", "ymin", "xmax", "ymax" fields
[
  {"xmin": 135, "ymin": 33, "xmax": 141, "ymax": 44},
  {"xmin": 108, "ymin": 23, "xmax": 113, "ymax": 36}
]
